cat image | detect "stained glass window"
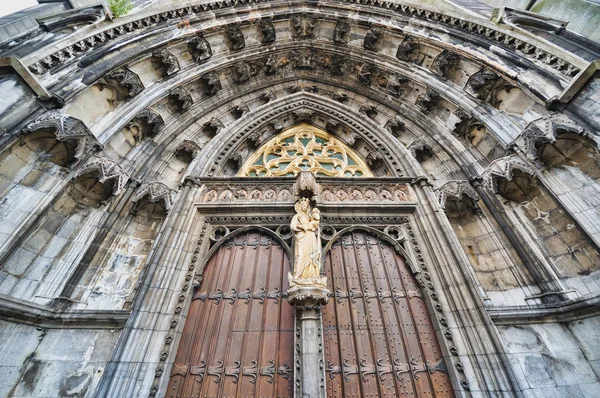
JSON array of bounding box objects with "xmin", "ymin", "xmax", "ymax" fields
[{"xmin": 238, "ymin": 125, "xmax": 374, "ymax": 177}]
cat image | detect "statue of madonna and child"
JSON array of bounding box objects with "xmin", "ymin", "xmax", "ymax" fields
[{"xmin": 288, "ymin": 197, "xmax": 328, "ymax": 289}]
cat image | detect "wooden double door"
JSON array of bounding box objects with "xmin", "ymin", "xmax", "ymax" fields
[{"xmin": 168, "ymin": 229, "xmax": 453, "ymax": 397}]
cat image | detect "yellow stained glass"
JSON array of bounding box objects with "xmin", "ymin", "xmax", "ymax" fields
[{"xmin": 238, "ymin": 124, "xmax": 374, "ymax": 177}]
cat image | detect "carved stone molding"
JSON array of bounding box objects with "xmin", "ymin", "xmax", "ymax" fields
[
  {"xmin": 169, "ymin": 87, "xmax": 193, "ymax": 112},
  {"xmin": 73, "ymin": 156, "xmax": 130, "ymax": 195},
  {"xmin": 198, "ymin": 184, "xmax": 294, "ymax": 203},
  {"xmin": 480, "ymin": 155, "xmax": 537, "ymax": 193},
  {"xmin": 105, "ymin": 67, "xmax": 144, "ymax": 97},
  {"xmin": 152, "ymin": 49, "xmax": 180, "ymax": 76},
  {"xmin": 133, "ymin": 182, "xmax": 177, "ymax": 211},
  {"xmin": 23, "ymin": 111, "xmax": 101, "ymax": 160},
  {"xmin": 435, "ymin": 180, "xmax": 479, "ymax": 210},
  {"xmin": 28, "ymin": 2, "xmax": 581, "ymax": 78},
  {"xmin": 512, "ymin": 114, "xmax": 589, "ymax": 160}
]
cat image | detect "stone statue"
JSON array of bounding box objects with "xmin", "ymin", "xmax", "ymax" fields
[{"xmin": 288, "ymin": 198, "xmax": 327, "ymax": 288}]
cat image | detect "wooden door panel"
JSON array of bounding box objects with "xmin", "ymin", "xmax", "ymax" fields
[
  {"xmin": 167, "ymin": 231, "xmax": 293, "ymax": 398},
  {"xmin": 324, "ymin": 231, "xmax": 454, "ymax": 398}
]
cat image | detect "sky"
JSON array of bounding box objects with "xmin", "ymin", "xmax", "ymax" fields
[{"xmin": 0, "ymin": 0, "xmax": 39, "ymax": 17}]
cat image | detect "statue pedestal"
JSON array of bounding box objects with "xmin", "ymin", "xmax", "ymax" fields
[{"xmin": 287, "ymin": 286, "xmax": 330, "ymax": 398}]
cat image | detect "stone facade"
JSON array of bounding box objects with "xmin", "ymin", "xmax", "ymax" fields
[{"xmin": 0, "ymin": 0, "xmax": 599, "ymax": 397}]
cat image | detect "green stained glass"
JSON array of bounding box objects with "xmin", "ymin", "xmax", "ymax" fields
[
  {"xmin": 348, "ymin": 157, "xmax": 357, "ymax": 165},
  {"xmin": 283, "ymin": 136, "xmax": 295, "ymax": 144},
  {"xmin": 253, "ymin": 157, "xmax": 263, "ymax": 166},
  {"xmin": 313, "ymin": 150, "xmax": 322, "ymax": 155},
  {"xmin": 299, "ymin": 137, "xmax": 311, "ymax": 146},
  {"xmin": 287, "ymin": 150, "xmax": 297, "ymax": 156},
  {"xmin": 355, "ymin": 171, "xmax": 363, "ymax": 176},
  {"xmin": 315, "ymin": 137, "xmax": 328, "ymax": 144},
  {"xmin": 322, "ymin": 163, "xmax": 333, "ymax": 170},
  {"xmin": 266, "ymin": 153, "xmax": 279, "ymax": 162},
  {"xmin": 331, "ymin": 152, "xmax": 343, "ymax": 160}
]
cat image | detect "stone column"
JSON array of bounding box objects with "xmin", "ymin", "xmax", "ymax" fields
[{"xmin": 287, "ymin": 286, "xmax": 329, "ymax": 398}]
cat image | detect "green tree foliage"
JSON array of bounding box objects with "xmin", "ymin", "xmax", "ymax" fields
[{"xmin": 109, "ymin": 0, "xmax": 133, "ymax": 18}]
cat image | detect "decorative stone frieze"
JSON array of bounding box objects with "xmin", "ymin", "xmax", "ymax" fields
[
  {"xmin": 73, "ymin": 156, "xmax": 130, "ymax": 195},
  {"xmin": 320, "ymin": 184, "xmax": 412, "ymax": 202},
  {"xmin": 23, "ymin": 111, "xmax": 101, "ymax": 161}
]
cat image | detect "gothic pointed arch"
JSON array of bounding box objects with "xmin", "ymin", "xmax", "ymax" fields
[{"xmin": 237, "ymin": 124, "xmax": 374, "ymax": 178}]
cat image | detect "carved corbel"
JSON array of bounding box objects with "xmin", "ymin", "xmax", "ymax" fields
[
  {"xmin": 169, "ymin": 87, "xmax": 193, "ymax": 112},
  {"xmin": 226, "ymin": 24, "xmax": 245, "ymax": 51},
  {"xmin": 386, "ymin": 74, "xmax": 408, "ymax": 97},
  {"xmin": 480, "ymin": 155, "xmax": 538, "ymax": 200},
  {"xmin": 200, "ymin": 72, "xmax": 221, "ymax": 96},
  {"xmin": 359, "ymin": 105, "xmax": 378, "ymax": 120},
  {"xmin": 396, "ymin": 35, "xmax": 419, "ymax": 62},
  {"xmin": 435, "ymin": 180, "xmax": 480, "ymax": 216},
  {"xmin": 325, "ymin": 119, "xmax": 340, "ymax": 134},
  {"xmin": 408, "ymin": 140, "xmax": 433, "ymax": 162},
  {"xmin": 291, "ymin": 15, "xmax": 316, "ymax": 39},
  {"xmin": 363, "ymin": 28, "xmax": 383, "ymax": 51},
  {"xmin": 264, "ymin": 54, "xmax": 278, "ymax": 75},
  {"xmin": 152, "ymin": 48, "xmax": 180, "ymax": 76},
  {"xmin": 386, "ymin": 116, "xmax": 406, "ymax": 137},
  {"xmin": 258, "ymin": 90, "xmax": 276, "ymax": 104},
  {"xmin": 258, "ymin": 20, "xmax": 276, "ymax": 44},
  {"xmin": 296, "ymin": 171, "xmax": 319, "ymax": 199},
  {"xmin": 132, "ymin": 181, "xmax": 176, "ymax": 212},
  {"xmin": 188, "ymin": 35, "xmax": 212, "ymax": 63},
  {"xmin": 202, "ymin": 118, "xmax": 224, "ymax": 137},
  {"xmin": 106, "ymin": 67, "xmax": 144, "ymax": 97},
  {"xmin": 452, "ymin": 109, "xmax": 483, "ymax": 141},
  {"xmin": 366, "ymin": 150, "xmax": 385, "ymax": 169},
  {"xmin": 333, "ymin": 21, "xmax": 350, "ymax": 45},
  {"xmin": 511, "ymin": 114, "xmax": 589, "ymax": 161},
  {"xmin": 332, "ymin": 92, "xmax": 348, "ymax": 103},
  {"xmin": 175, "ymin": 140, "xmax": 201, "ymax": 159},
  {"xmin": 231, "ymin": 61, "xmax": 254, "ymax": 84},
  {"xmin": 73, "ymin": 156, "xmax": 130, "ymax": 196},
  {"xmin": 416, "ymin": 89, "xmax": 440, "ymax": 114},
  {"xmin": 465, "ymin": 68, "xmax": 498, "ymax": 99},
  {"xmin": 431, "ymin": 50, "xmax": 460, "ymax": 78},
  {"xmin": 134, "ymin": 107, "xmax": 164, "ymax": 135},
  {"xmin": 23, "ymin": 111, "xmax": 102, "ymax": 162},
  {"xmin": 231, "ymin": 104, "xmax": 249, "ymax": 119}
]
